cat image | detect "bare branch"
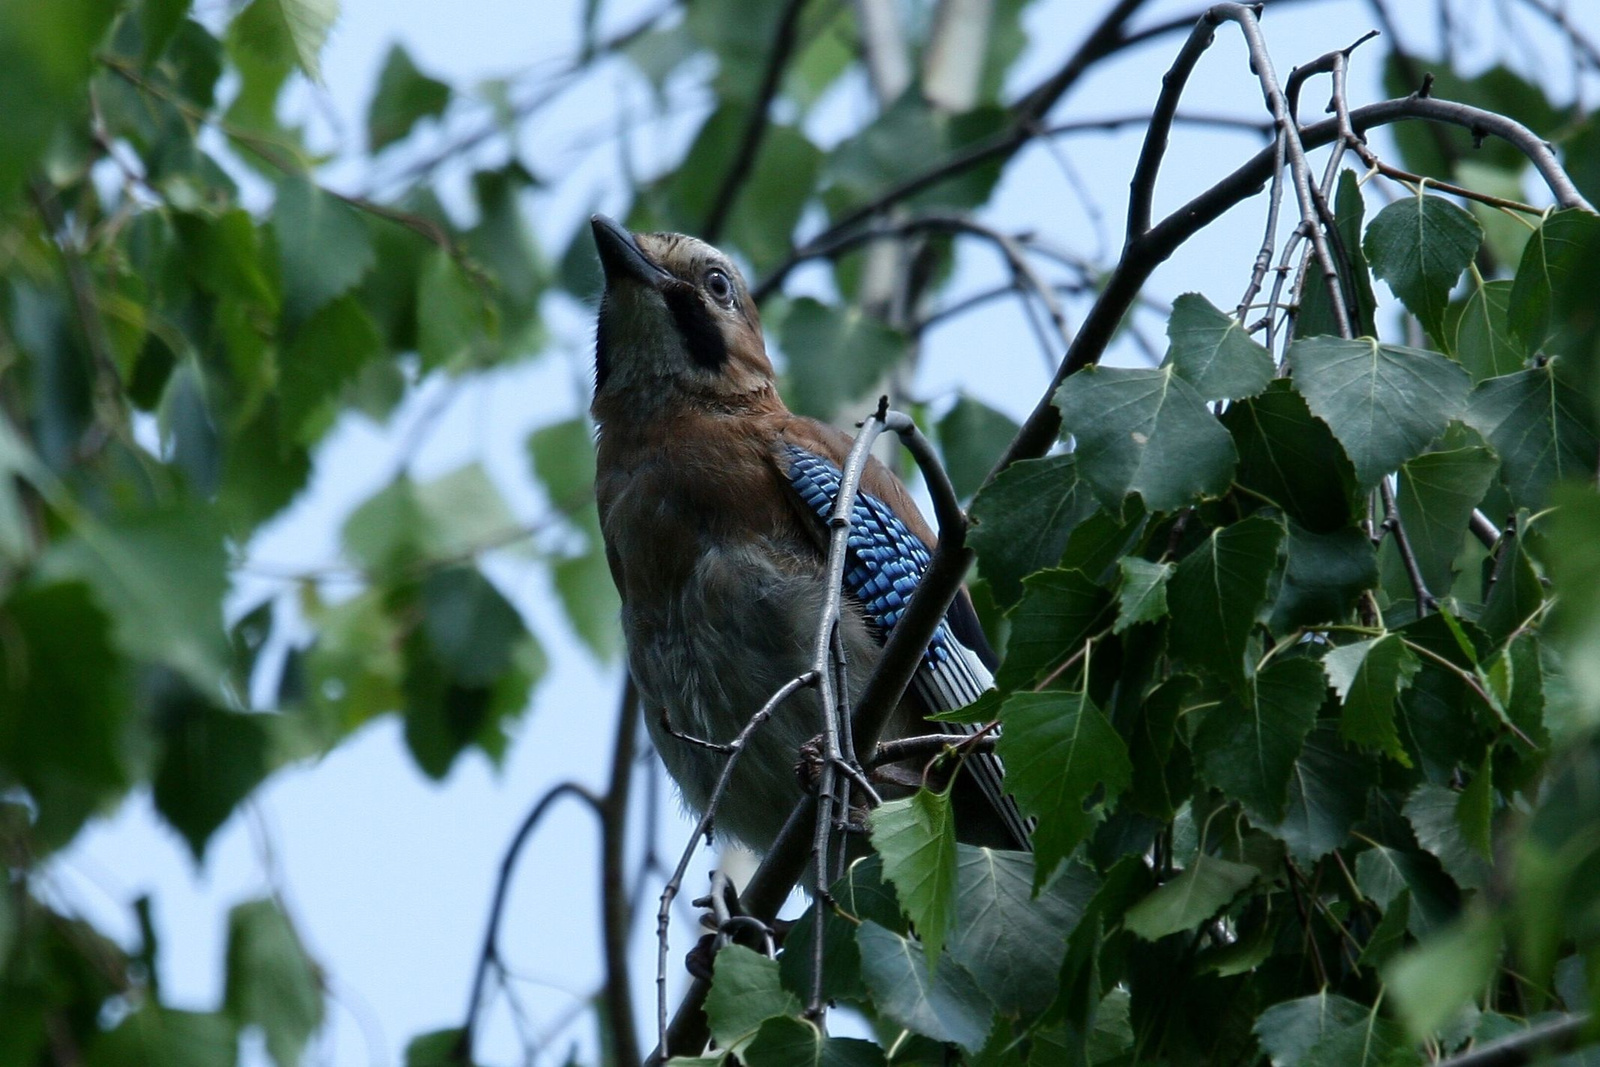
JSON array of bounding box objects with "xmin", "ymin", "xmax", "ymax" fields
[
  {"xmin": 457, "ymin": 782, "xmax": 602, "ymax": 1062},
  {"xmin": 1126, "ymin": 10, "xmax": 1227, "ymax": 240}
]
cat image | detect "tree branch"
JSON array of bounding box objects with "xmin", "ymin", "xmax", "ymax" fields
[
  {"xmin": 701, "ymin": 0, "xmax": 809, "ymax": 243},
  {"xmin": 456, "ymin": 781, "xmax": 602, "ymax": 1062},
  {"xmin": 1436, "ymin": 1014, "xmax": 1592, "ymax": 1067},
  {"xmin": 599, "ymin": 679, "xmax": 642, "ymax": 1067}
]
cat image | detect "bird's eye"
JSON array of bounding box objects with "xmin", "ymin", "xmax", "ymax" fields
[{"xmin": 704, "ymin": 268, "xmax": 734, "ymax": 305}]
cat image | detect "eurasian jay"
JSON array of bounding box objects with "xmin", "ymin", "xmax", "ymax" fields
[{"xmin": 588, "ymin": 215, "xmax": 1028, "ymax": 856}]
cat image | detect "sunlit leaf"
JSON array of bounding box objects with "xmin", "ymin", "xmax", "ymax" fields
[{"xmin": 870, "ymin": 789, "xmax": 958, "ymax": 962}]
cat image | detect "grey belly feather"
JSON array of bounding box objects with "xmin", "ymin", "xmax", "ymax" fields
[{"xmin": 626, "ymin": 541, "xmax": 891, "ymax": 853}]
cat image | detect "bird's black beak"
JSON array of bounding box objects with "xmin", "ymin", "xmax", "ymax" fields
[{"xmin": 591, "ymin": 214, "xmax": 671, "ymax": 290}]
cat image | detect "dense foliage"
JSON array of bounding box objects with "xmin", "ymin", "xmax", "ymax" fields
[{"xmin": 3, "ymin": 0, "xmax": 1600, "ymax": 1065}]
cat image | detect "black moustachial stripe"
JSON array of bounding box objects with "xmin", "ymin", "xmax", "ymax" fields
[{"xmin": 663, "ymin": 284, "xmax": 727, "ymax": 372}]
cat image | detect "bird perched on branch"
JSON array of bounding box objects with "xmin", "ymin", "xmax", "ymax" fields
[{"xmin": 588, "ymin": 215, "xmax": 1027, "ymax": 856}]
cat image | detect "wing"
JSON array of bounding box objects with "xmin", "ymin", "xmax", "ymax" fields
[{"xmin": 781, "ymin": 441, "xmax": 1032, "ymax": 850}]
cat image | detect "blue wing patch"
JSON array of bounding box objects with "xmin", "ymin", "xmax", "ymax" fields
[{"xmin": 784, "ymin": 445, "xmax": 952, "ymax": 666}]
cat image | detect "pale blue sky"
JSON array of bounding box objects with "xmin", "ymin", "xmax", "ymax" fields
[{"xmin": 50, "ymin": 1, "xmax": 1599, "ymax": 1064}]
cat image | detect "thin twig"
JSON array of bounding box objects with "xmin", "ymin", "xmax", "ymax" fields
[
  {"xmin": 650, "ymin": 671, "xmax": 818, "ymax": 1055},
  {"xmin": 457, "ymin": 782, "xmax": 602, "ymax": 1062}
]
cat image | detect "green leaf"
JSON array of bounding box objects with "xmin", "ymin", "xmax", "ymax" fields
[
  {"xmin": 1455, "ymin": 278, "xmax": 1526, "ymax": 383},
  {"xmin": 526, "ymin": 416, "xmax": 596, "ymax": 514},
  {"xmin": 995, "ymin": 689, "xmax": 1132, "ymax": 889},
  {"xmin": 1113, "ymin": 557, "xmax": 1172, "ymax": 634},
  {"xmin": 1055, "ymin": 364, "xmax": 1237, "ymax": 513},
  {"xmin": 1254, "ymin": 990, "xmax": 1367, "ymax": 1066},
  {"xmin": 279, "ymin": 294, "xmax": 382, "ymax": 443},
  {"xmin": 1323, "ymin": 635, "xmax": 1421, "ymax": 765},
  {"xmin": 1404, "ymin": 783, "xmax": 1490, "ymax": 891},
  {"xmin": 153, "ymin": 692, "xmax": 271, "ymax": 860},
  {"xmin": 1397, "ymin": 438, "xmax": 1499, "ymax": 595},
  {"xmin": 367, "ymin": 43, "xmax": 449, "ymax": 152},
  {"xmin": 855, "ymin": 922, "xmax": 992, "ymax": 1053},
  {"xmin": 139, "ymin": 0, "xmax": 193, "ymax": 67},
  {"xmin": 1359, "ymin": 889, "xmax": 1412, "ymax": 969},
  {"xmin": 1479, "ymin": 535, "xmax": 1542, "ymax": 645},
  {"xmin": 1385, "ymin": 913, "xmax": 1501, "ymax": 1040},
  {"xmin": 1509, "ymin": 209, "xmax": 1600, "ymax": 352},
  {"xmin": 948, "ymin": 849, "xmax": 1096, "ymax": 1015},
  {"xmin": 1123, "ymin": 854, "xmax": 1256, "ymax": 941},
  {"xmin": 231, "ymin": 0, "xmax": 337, "ymax": 81},
  {"xmin": 1355, "ymin": 844, "xmax": 1457, "ymax": 939},
  {"xmin": 1465, "ymin": 364, "xmax": 1599, "ymax": 510},
  {"xmin": 1287, "ymin": 336, "xmax": 1470, "ymax": 489},
  {"xmin": 464, "ymin": 164, "xmax": 543, "ymax": 348},
  {"xmin": 1262, "ymin": 726, "xmax": 1374, "ymax": 862},
  {"xmin": 86, "ymin": 1006, "xmax": 237, "ymax": 1067},
  {"xmin": 343, "ymin": 464, "xmax": 519, "ymax": 573},
  {"xmin": 402, "ymin": 567, "xmax": 541, "ymax": 778},
  {"xmin": 417, "ymin": 248, "xmax": 490, "ymax": 370},
  {"xmin": 0, "ymin": 582, "xmax": 130, "ymax": 849},
  {"xmin": 273, "ymin": 175, "xmax": 375, "ymax": 321},
  {"xmin": 706, "ymin": 944, "xmax": 799, "ymax": 1051},
  {"xmin": 1164, "ymin": 293, "xmax": 1273, "ymax": 401},
  {"xmin": 1222, "ymin": 380, "xmax": 1360, "ymax": 533},
  {"xmin": 869, "ymin": 789, "xmax": 958, "ymax": 962},
  {"xmin": 0, "ymin": 0, "xmax": 119, "ymax": 195},
  {"xmin": 224, "ymin": 898, "xmax": 324, "ymax": 1066},
  {"xmin": 778, "ymin": 857, "xmax": 900, "ymax": 1003},
  {"xmin": 969, "ymin": 455, "xmax": 1095, "ymax": 608},
  {"xmin": 1538, "ymin": 487, "xmax": 1600, "ymax": 721},
  {"xmin": 1268, "ymin": 523, "xmax": 1378, "ymax": 635},
  {"xmin": 174, "ymin": 209, "xmax": 279, "ymax": 311},
  {"xmin": 1166, "ymin": 514, "xmax": 1285, "ymax": 688},
  {"xmin": 1194, "ymin": 657, "xmax": 1325, "ymax": 822},
  {"xmin": 402, "ymin": 1029, "xmax": 467, "ymax": 1067},
  {"xmin": 43, "ymin": 501, "xmax": 229, "ymax": 686},
  {"xmin": 1302, "ymin": 1008, "xmax": 1419, "ymax": 1067},
  {"xmin": 552, "ymin": 539, "xmax": 621, "ymax": 661},
  {"xmin": 1363, "ymin": 193, "xmax": 1483, "ymax": 348},
  {"xmin": 743, "ymin": 1017, "xmax": 886, "ymax": 1067},
  {"xmin": 937, "ymin": 394, "xmax": 1019, "ymax": 500},
  {"xmin": 993, "ymin": 567, "xmax": 1111, "ymax": 692},
  {"xmin": 778, "ymin": 299, "xmax": 906, "ymax": 421}
]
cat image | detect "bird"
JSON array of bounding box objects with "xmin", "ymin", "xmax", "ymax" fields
[{"xmin": 587, "ymin": 214, "xmax": 1029, "ymax": 858}]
